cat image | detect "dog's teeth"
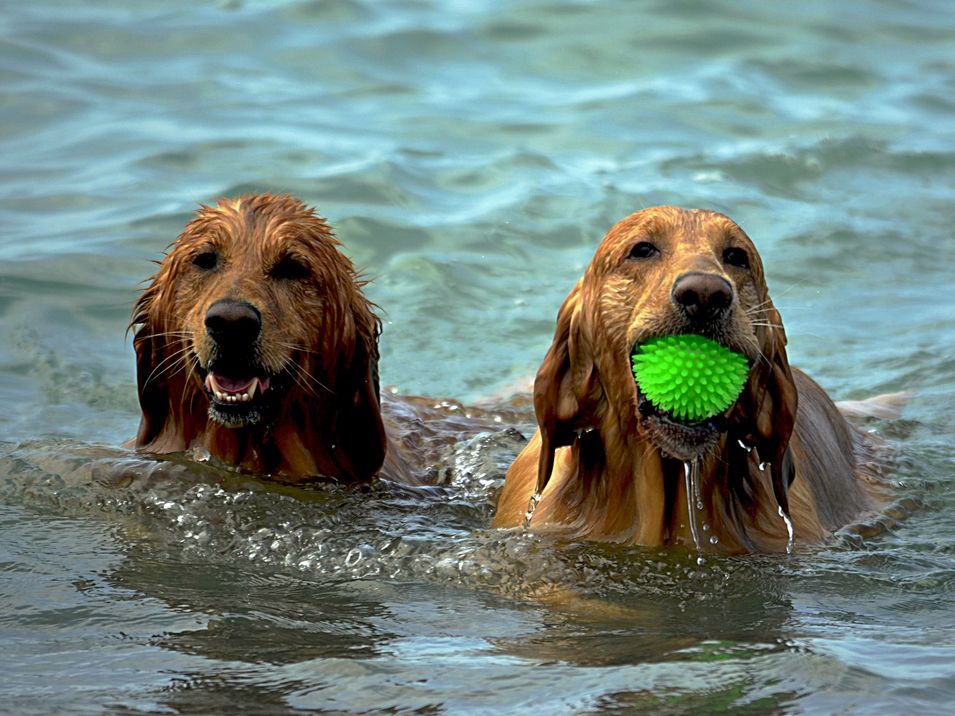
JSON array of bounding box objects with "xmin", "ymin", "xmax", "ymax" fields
[{"xmin": 209, "ymin": 377, "xmax": 263, "ymax": 404}]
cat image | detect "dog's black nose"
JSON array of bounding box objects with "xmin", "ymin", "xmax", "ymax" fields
[
  {"xmin": 672, "ymin": 272, "xmax": 734, "ymax": 322},
  {"xmin": 205, "ymin": 300, "xmax": 261, "ymax": 345}
]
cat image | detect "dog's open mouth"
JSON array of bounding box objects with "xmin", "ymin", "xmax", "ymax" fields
[
  {"xmin": 197, "ymin": 363, "xmax": 284, "ymax": 428},
  {"xmin": 630, "ymin": 334, "xmax": 748, "ymax": 461},
  {"xmin": 205, "ymin": 373, "xmax": 270, "ymax": 405},
  {"xmin": 636, "ymin": 392, "xmax": 724, "ymax": 461}
]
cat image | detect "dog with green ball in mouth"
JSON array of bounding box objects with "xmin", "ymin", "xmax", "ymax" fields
[{"xmin": 493, "ymin": 206, "xmax": 900, "ymax": 554}]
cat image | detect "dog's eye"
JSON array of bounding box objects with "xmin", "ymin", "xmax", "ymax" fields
[
  {"xmin": 192, "ymin": 251, "xmax": 218, "ymax": 271},
  {"xmin": 627, "ymin": 241, "xmax": 659, "ymax": 260},
  {"xmin": 271, "ymin": 256, "xmax": 311, "ymax": 281},
  {"xmin": 723, "ymin": 247, "xmax": 750, "ymax": 269}
]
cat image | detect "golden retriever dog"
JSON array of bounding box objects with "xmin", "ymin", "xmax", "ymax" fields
[
  {"xmin": 130, "ymin": 193, "xmax": 502, "ymax": 484},
  {"xmin": 493, "ymin": 206, "xmax": 894, "ymax": 553}
]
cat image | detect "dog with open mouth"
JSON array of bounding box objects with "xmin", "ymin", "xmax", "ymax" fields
[
  {"xmin": 493, "ymin": 206, "xmax": 895, "ymax": 553},
  {"xmin": 130, "ymin": 194, "xmax": 413, "ymax": 483}
]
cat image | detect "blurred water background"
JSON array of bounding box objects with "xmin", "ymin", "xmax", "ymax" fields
[{"xmin": 1, "ymin": 1, "xmax": 954, "ymax": 713}]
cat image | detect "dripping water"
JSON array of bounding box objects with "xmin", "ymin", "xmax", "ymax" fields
[
  {"xmin": 523, "ymin": 491, "xmax": 542, "ymax": 528},
  {"xmin": 693, "ymin": 461, "xmax": 703, "ymax": 511},
  {"xmin": 683, "ymin": 461, "xmax": 702, "ymax": 553},
  {"xmin": 778, "ymin": 505, "xmax": 795, "ymax": 554},
  {"xmin": 758, "ymin": 460, "xmax": 796, "ymax": 554}
]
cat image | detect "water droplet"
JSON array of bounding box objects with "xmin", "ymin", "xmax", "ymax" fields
[
  {"xmin": 737, "ymin": 440, "xmax": 753, "ymax": 452},
  {"xmin": 709, "ymin": 535, "xmax": 719, "ymax": 545},
  {"xmin": 759, "ymin": 461, "xmax": 770, "ymax": 471}
]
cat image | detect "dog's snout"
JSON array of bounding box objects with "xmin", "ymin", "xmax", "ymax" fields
[
  {"xmin": 672, "ymin": 272, "xmax": 734, "ymax": 322},
  {"xmin": 205, "ymin": 300, "xmax": 261, "ymax": 345}
]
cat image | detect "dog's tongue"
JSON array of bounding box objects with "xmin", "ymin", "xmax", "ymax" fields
[
  {"xmin": 206, "ymin": 374, "xmax": 270, "ymax": 395},
  {"xmin": 216, "ymin": 375, "xmax": 254, "ymax": 393}
]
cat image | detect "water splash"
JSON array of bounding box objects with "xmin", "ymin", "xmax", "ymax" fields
[
  {"xmin": 683, "ymin": 461, "xmax": 702, "ymax": 552},
  {"xmin": 522, "ymin": 491, "xmax": 542, "ymax": 528}
]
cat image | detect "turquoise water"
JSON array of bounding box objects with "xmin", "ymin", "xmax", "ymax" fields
[{"xmin": 2, "ymin": 0, "xmax": 955, "ymax": 713}]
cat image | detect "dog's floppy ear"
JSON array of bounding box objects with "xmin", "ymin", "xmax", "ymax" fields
[
  {"xmin": 730, "ymin": 300, "xmax": 798, "ymax": 514},
  {"xmin": 281, "ymin": 211, "xmax": 388, "ymax": 482},
  {"xmin": 329, "ymin": 312, "xmax": 387, "ymax": 481},
  {"xmin": 532, "ymin": 281, "xmax": 598, "ymax": 495},
  {"xmin": 129, "ymin": 280, "xmax": 175, "ymax": 449}
]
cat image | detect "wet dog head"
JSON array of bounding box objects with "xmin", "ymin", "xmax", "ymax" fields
[
  {"xmin": 532, "ymin": 206, "xmax": 796, "ymax": 488},
  {"xmin": 130, "ymin": 194, "xmax": 385, "ymax": 479}
]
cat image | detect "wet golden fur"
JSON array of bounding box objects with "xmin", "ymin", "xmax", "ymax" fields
[
  {"xmin": 130, "ymin": 194, "xmax": 394, "ymax": 482},
  {"xmin": 493, "ymin": 207, "xmax": 890, "ymax": 553}
]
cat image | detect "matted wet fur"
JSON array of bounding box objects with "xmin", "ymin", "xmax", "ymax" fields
[
  {"xmin": 493, "ymin": 206, "xmax": 896, "ymax": 553},
  {"xmin": 129, "ymin": 194, "xmax": 506, "ymax": 484}
]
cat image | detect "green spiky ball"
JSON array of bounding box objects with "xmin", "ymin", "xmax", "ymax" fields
[{"xmin": 631, "ymin": 334, "xmax": 749, "ymax": 422}]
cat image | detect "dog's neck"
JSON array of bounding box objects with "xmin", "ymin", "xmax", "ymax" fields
[
  {"xmin": 144, "ymin": 385, "xmax": 382, "ymax": 482},
  {"xmin": 209, "ymin": 415, "xmax": 376, "ymax": 482},
  {"xmin": 536, "ymin": 411, "xmax": 789, "ymax": 552},
  {"xmin": 195, "ymin": 420, "xmax": 325, "ymax": 477}
]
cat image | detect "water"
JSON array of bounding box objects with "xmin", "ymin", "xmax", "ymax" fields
[
  {"xmin": 779, "ymin": 505, "xmax": 796, "ymax": 555},
  {"xmin": 2, "ymin": 0, "xmax": 955, "ymax": 712},
  {"xmin": 683, "ymin": 461, "xmax": 703, "ymax": 552}
]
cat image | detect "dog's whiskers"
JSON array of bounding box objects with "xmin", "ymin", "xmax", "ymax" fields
[
  {"xmin": 290, "ymin": 360, "xmax": 334, "ymax": 398},
  {"xmin": 143, "ymin": 341, "xmax": 194, "ymax": 388},
  {"xmin": 269, "ymin": 341, "xmax": 337, "ymax": 397},
  {"xmin": 289, "ymin": 365, "xmax": 321, "ymax": 399},
  {"xmin": 136, "ymin": 330, "xmax": 194, "ymax": 341},
  {"xmin": 275, "ymin": 340, "xmax": 321, "ymax": 356}
]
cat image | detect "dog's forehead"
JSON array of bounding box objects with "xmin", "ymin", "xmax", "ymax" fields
[
  {"xmin": 625, "ymin": 207, "xmax": 742, "ymax": 243},
  {"xmin": 593, "ymin": 207, "xmax": 751, "ymax": 267},
  {"xmin": 208, "ymin": 203, "xmax": 288, "ymax": 244},
  {"xmin": 177, "ymin": 196, "xmax": 326, "ymax": 255}
]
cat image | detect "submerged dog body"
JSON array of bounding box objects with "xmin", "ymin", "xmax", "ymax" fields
[
  {"xmin": 131, "ymin": 194, "xmax": 399, "ymax": 482},
  {"xmin": 493, "ymin": 207, "xmax": 890, "ymax": 553}
]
